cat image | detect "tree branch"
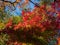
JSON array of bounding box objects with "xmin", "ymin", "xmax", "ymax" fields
[
  {"xmin": 29, "ymin": 0, "xmax": 40, "ymax": 7},
  {"xmin": 0, "ymin": 0, "xmax": 19, "ymax": 11}
]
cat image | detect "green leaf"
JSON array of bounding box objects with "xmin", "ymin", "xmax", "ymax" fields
[
  {"xmin": 0, "ymin": 33, "xmax": 9, "ymax": 45},
  {"xmin": 12, "ymin": 16, "xmax": 22, "ymax": 24}
]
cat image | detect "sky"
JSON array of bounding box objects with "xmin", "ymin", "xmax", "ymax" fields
[{"xmin": 5, "ymin": 0, "xmax": 40, "ymax": 16}]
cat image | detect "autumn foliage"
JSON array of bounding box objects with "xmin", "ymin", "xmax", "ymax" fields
[{"xmin": 0, "ymin": 1, "xmax": 60, "ymax": 45}]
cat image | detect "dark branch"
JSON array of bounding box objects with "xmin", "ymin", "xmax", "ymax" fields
[
  {"xmin": 1, "ymin": 0, "xmax": 18, "ymax": 4},
  {"xmin": 29, "ymin": 0, "xmax": 40, "ymax": 7},
  {"xmin": 0, "ymin": 0, "xmax": 19, "ymax": 11},
  {"xmin": 0, "ymin": 0, "xmax": 40, "ymax": 11}
]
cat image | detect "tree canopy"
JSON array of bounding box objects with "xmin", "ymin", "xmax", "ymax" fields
[{"xmin": 0, "ymin": 0, "xmax": 54, "ymax": 15}]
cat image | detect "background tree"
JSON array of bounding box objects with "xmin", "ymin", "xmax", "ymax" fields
[{"xmin": 0, "ymin": 0, "xmax": 41, "ymax": 15}]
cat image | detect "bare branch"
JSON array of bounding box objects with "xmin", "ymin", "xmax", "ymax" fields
[{"xmin": 29, "ymin": 0, "xmax": 40, "ymax": 7}]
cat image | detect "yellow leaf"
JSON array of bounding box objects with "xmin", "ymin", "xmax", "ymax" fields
[
  {"xmin": 22, "ymin": 43, "xmax": 27, "ymax": 45},
  {"xmin": 0, "ymin": 23, "xmax": 5, "ymax": 30}
]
